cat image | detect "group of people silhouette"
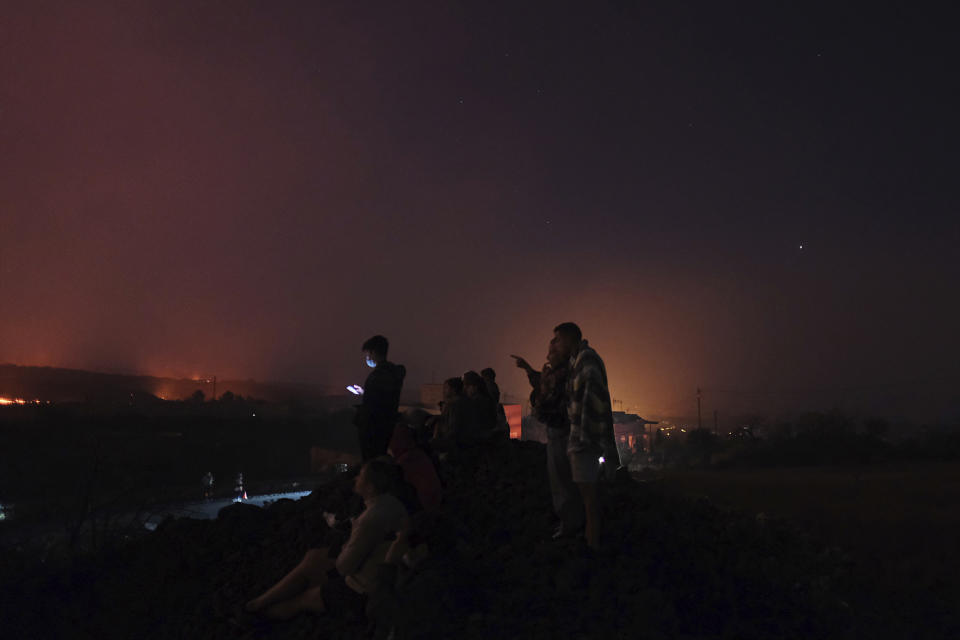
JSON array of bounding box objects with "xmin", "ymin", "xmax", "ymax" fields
[
  {"xmin": 244, "ymin": 323, "xmax": 618, "ymax": 625},
  {"xmin": 426, "ymin": 368, "xmax": 509, "ymax": 451}
]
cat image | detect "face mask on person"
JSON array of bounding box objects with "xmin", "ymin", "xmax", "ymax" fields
[{"xmin": 366, "ymin": 356, "xmax": 377, "ymax": 368}]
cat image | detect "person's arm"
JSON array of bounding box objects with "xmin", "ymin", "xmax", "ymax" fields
[
  {"xmin": 335, "ymin": 513, "xmax": 383, "ymax": 577},
  {"xmin": 528, "ymin": 369, "xmax": 542, "ymax": 393},
  {"xmin": 383, "ymin": 529, "xmax": 411, "ymax": 566},
  {"xmin": 511, "ymin": 355, "xmax": 540, "ymax": 388}
]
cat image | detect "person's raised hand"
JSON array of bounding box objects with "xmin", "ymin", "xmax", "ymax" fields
[{"xmin": 510, "ymin": 354, "xmax": 532, "ymax": 372}]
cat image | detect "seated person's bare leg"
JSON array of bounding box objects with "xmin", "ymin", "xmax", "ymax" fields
[
  {"xmin": 259, "ymin": 585, "xmax": 327, "ymax": 620},
  {"xmin": 245, "ymin": 548, "xmax": 332, "ymax": 613}
]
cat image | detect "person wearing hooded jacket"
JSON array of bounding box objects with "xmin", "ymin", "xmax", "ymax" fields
[{"xmin": 354, "ymin": 335, "xmax": 406, "ymax": 462}]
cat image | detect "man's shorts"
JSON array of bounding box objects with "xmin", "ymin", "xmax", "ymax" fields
[{"xmin": 568, "ymin": 445, "xmax": 602, "ymax": 483}]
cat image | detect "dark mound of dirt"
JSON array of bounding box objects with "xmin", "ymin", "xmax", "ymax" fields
[{"xmin": 2, "ymin": 440, "xmax": 950, "ymax": 639}]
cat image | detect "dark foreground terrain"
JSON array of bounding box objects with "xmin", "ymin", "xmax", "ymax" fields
[
  {"xmin": 3, "ymin": 439, "xmax": 956, "ymax": 639},
  {"xmin": 660, "ymin": 463, "xmax": 960, "ymax": 638}
]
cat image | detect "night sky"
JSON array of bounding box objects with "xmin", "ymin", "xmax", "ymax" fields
[{"xmin": 2, "ymin": 1, "xmax": 958, "ymax": 419}]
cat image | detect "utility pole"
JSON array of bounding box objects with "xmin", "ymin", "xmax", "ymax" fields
[
  {"xmin": 212, "ymin": 375, "xmax": 217, "ymax": 401},
  {"xmin": 697, "ymin": 387, "xmax": 702, "ymax": 430}
]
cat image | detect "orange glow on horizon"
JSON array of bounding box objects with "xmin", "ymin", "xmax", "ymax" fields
[{"xmin": 0, "ymin": 397, "xmax": 36, "ymax": 405}]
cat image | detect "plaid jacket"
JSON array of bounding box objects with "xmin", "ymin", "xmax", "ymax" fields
[{"xmin": 566, "ymin": 340, "xmax": 614, "ymax": 453}]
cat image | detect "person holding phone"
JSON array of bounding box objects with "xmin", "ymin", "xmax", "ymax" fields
[{"xmin": 353, "ymin": 335, "xmax": 406, "ymax": 462}]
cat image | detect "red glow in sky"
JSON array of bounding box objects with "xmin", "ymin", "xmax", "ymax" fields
[{"xmin": 1, "ymin": 2, "xmax": 958, "ymax": 419}]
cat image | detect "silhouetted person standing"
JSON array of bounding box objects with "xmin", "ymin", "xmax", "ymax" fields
[
  {"xmin": 432, "ymin": 377, "xmax": 469, "ymax": 446},
  {"xmin": 481, "ymin": 367, "xmax": 509, "ymax": 438},
  {"xmin": 354, "ymin": 335, "xmax": 406, "ymax": 462},
  {"xmin": 551, "ymin": 322, "xmax": 618, "ymax": 551},
  {"xmin": 463, "ymin": 370, "xmax": 497, "ymax": 438},
  {"xmin": 513, "ymin": 348, "xmax": 582, "ymax": 538},
  {"xmin": 480, "ymin": 368, "xmax": 500, "ymax": 404}
]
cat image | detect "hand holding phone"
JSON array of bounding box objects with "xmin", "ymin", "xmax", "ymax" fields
[{"xmin": 346, "ymin": 384, "xmax": 364, "ymax": 396}]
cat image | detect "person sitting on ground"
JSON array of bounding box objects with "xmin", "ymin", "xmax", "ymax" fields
[
  {"xmin": 402, "ymin": 408, "xmax": 433, "ymax": 447},
  {"xmin": 244, "ymin": 458, "xmax": 408, "ymax": 620},
  {"xmin": 388, "ymin": 423, "xmax": 442, "ymax": 513},
  {"xmin": 431, "ymin": 377, "xmax": 468, "ymax": 446},
  {"xmin": 480, "ymin": 367, "xmax": 509, "ymax": 439},
  {"xmin": 462, "ymin": 370, "xmax": 497, "ymax": 439},
  {"xmin": 479, "ymin": 367, "xmax": 501, "ymax": 404},
  {"xmin": 401, "ymin": 409, "xmax": 444, "ymax": 482}
]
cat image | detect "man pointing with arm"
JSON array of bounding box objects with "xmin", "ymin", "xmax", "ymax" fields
[{"xmin": 512, "ymin": 347, "xmax": 582, "ymax": 540}]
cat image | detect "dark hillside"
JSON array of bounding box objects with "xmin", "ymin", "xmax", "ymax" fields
[{"xmin": 2, "ymin": 440, "xmax": 953, "ymax": 639}]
